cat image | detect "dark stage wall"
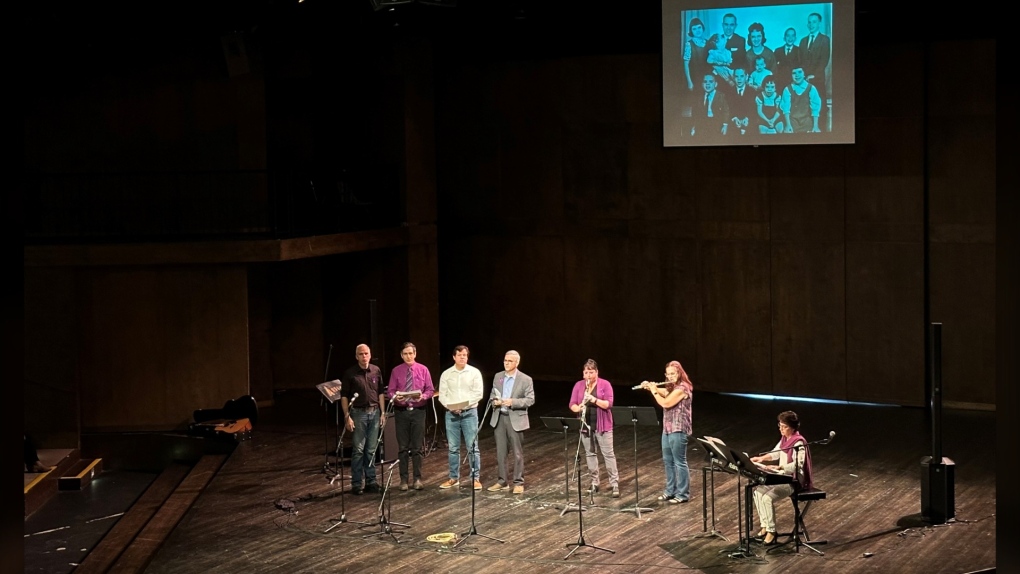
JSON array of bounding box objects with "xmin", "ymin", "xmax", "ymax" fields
[
  {"xmin": 433, "ymin": 39, "xmax": 996, "ymax": 407},
  {"xmin": 22, "ymin": 4, "xmax": 997, "ymax": 450}
]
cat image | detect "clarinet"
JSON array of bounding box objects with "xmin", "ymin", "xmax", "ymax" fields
[{"xmin": 579, "ymin": 379, "xmax": 596, "ymax": 423}]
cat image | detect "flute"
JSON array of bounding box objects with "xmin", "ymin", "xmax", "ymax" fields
[{"xmin": 631, "ymin": 382, "xmax": 669, "ymax": 390}]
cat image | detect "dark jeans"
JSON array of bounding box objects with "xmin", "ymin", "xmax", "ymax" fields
[
  {"xmin": 350, "ymin": 407, "xmax": 381, "ymax": 487},
  {"xmin": 394, "ymin": 408, "xmax": 425, "ymax": 482}
]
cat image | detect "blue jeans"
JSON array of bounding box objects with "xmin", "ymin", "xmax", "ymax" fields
[
  {"xmin": 662, "ymin": 432, "xmax": 690, "ymax": 500},
  {"xmin": 446, "ymin": 409, "xmax": 480, "ymax": 480},
  {"xmin": 350, "ymin": 407, "xmax": 380, "ymax": 487}
]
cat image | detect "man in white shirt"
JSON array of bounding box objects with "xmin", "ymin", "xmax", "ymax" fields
[{"xmin": 438, "ymin": 345, "xmax": 484, "ymax": 490}]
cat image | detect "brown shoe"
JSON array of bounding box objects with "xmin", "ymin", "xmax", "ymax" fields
[
  {"xmin": 413, "ymin": 479, "xmax": 424, "ymax": 490},
  {"xmin": 487, "ymin": 482, "xmax": 508, "ymax": 492},
  {"xmin": 439, "ymin": 478, "xmax": 459, "ymax": 489},
  {"xmin": 399, "ymin": 481, "xmax": 409, "ymax": 491},
  {"xmin": 512, "ymin": 485, "xmax": 524, "ymax": 495},
  {"xmin": 473, "ymin": 480, "xmax": 483, "ymax": 490}
]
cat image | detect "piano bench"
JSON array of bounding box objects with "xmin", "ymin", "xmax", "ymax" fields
[
  {"xmin": 788, "ymin": 488, "xmax": 827, "ymax": 554},
  {"xmin": 795, "ymin": 488, "xmax": 826, "ymax": 503}
]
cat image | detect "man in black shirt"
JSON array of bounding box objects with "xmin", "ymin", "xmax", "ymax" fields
[{"xmin": 341, "ymin": 344, "xmax": 386, "ymax": 494}]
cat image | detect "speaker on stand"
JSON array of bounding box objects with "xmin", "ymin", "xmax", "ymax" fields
[{"xmin": 921, "ymin": 322, "xmax": 955, "ymax": 524}]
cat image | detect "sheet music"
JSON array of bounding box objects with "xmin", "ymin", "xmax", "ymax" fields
[{"xmin": 316, "ymin": 379, "xmax": 343, "ymax": 403}]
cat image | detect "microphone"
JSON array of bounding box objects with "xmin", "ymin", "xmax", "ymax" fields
[
  {"xmin": 351, "ymin": 392, "xmax": 360, "ymax": 403},
  {"xmin": 824, "ymin": 430, "xmax": 836, "ymax": 443}
]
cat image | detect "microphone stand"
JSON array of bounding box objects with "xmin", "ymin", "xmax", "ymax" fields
[
  {"xmin": 361, "ymin": 401, "xmax": 409, "ymax": 542},
  {"xmin": 454, "ymin": 400, "xmax": 504, "ymax": 548},
  {"xmin": 321, "ymin": 344, "xmax": 335, "ymax": 476},
  {"xmin": 564, "ymin": 403, "xmax": 614, "ymax": 560},
  {"xmin": 324, "ymin": 411, "xmax": 372, "ymax": 532}
]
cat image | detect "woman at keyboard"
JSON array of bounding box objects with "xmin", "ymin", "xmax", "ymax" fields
[{"xmin": 749, "ymin": 411, "xmax": 814, "ymax": 545}]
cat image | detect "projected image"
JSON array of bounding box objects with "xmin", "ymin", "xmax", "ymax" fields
[{"xmin": 662, "ymin": 0, "xmax": 854, "ymax": 147}]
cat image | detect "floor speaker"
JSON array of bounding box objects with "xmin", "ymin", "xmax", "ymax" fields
[{"xmin": 920, "ymin": 456, "xmax": 955, "ymax": 524}]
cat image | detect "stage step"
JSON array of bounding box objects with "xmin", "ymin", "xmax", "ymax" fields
[
  {"xmin": 24, "ymin": 449, "xmax": 81, "ymax": 517},
  {"xmin": 58, "ymin": 458, "xmax": 104, "ymax": 491}
]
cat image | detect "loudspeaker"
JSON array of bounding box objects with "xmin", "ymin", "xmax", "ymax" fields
[{"xmin": 920, "ymin": 455, "xmax": 955, "ymax": 524}]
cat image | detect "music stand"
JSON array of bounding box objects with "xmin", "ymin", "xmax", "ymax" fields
[
  {"xmin": 611, "ymin": 406, "xmax": 658, "ymax": 518},
  {"xmin": 564, "ymin": 421, "xmax": 615, "ymax": 560},
  {"xmin": 727, "ymin": 447, "xmax": 762, "ymax": 558},
  {"xmin": 316, "ymin": 378, "xmax": 343, "ymax": 477},
  {"xmin": 692, "ymin": 436, "xmax": 731, "ymax": 541},
  {"xmin": 541, "ymin": 416, "xmax": 587, "ymax": 516}
]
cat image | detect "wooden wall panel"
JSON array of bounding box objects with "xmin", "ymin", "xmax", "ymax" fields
[
  {"xmin": 770, "ymin": 178, "xmax": 847, "ymax": 398},
  {"xmin": 438, "ymin": 235, "xmax": 569, "ymax": 378},
  {"xmin": 845, "ymin": 240, "xmax": 924, "ymax": 406},
  {"xmin": 770, "ymin": 241, "xmax": 846, "ymax": 398},
  {"xmin": 24, "ymin": 268, "xmax": 81, "ymax": 447},
  {"xmin": 78, "ymin": 266, "xmax": 248, "ymax": 430},
  {"xmin": 268, "ymin": 260, "xmax": 323, "ymax": 390},
  {"xmin": 697, "ymin": 240, "xmax": 772, "ymax": 393},
  {"xmin": 930, "ymin": 240, "xmax": 996, "ymax": 405},
  {"xmin": 927, "ymin": 112, "xmax": 997, "ymax": 406},
  {"xmin": 434, "ymin": 38, "xmax": 995, "ymax": 407}
]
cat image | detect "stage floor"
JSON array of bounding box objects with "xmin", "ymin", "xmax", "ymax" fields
[{"xmin": 93, "ymin": 384, "xmax": 1000, "ymax": 573}]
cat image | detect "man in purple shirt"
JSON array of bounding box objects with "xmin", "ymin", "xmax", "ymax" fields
[
  {"xmin": 386, "ymin": 342, "xmax": 435, "ymax": 491},
  {"xmin": 569, "ymin": 359, "xmax": 620, "ymax": 497}
]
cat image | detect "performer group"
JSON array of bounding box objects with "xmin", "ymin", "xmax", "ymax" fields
[{"xmin": 338, "ymin": 342, "xmax": 813, "ymax": 541}]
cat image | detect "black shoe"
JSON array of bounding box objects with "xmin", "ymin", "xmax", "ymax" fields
[
  {"xmin": 351, "ymin": 486, "xmax": 364, "ymax": 495},
  {"xmin": 590, "ymin": 484, "xmax": 600, "ymax": 494},
  {"xmin": 364, "ymin": 483, "xmax": 380, "ymax": 493}
]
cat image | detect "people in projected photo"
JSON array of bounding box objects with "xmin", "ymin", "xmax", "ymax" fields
[
  {"xmin": 774, "ymin": 27, "xmax": 802, "ymax": 94},
  {"xmin": 744, "ymin": 23, "xmax": 776, "ymax": 86},
  {"xmin": 706, "ymin": 34, "xmax": 735, "ymax": 86},
  {"xmin": 705, "ymin": 13, "xmax": 744, "ymax": 88},
  {"xmin": 781, "ymin": 67, "xmax": 821, "ymax": 134},
  {"xmin": 692, "ymin": 74, "xmax": 729, "ymax": 137},
  {"xmin": 727, "ymin": 67, "xmax": 756, "ymax": 136},
  {"xmin": 716, "ymin": 13, "xmax": 745, "ymax": 61},
  {"xmin": 799, "ymin": 12, "xmax": 831, "ymax": 128},
  {"xmin": 747, "ymin": 55, "xmax": 773, "ymax": 92},
  {"xmin": 756, "ymin": 79, "xmax": 784, "ymax": 134},
  {"xmin": 683, "ymin": 18, "xmax": 711, "ymax": 99}
]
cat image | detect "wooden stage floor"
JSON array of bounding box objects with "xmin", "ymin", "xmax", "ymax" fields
[{"xmin": 142, "ymin": 384, "xmax": 996, "ymax": 574}]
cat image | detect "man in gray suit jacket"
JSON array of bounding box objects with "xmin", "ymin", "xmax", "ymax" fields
[{"xmin": 487, "ymin": 350, "xmax": 536, "ymax": 494}]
